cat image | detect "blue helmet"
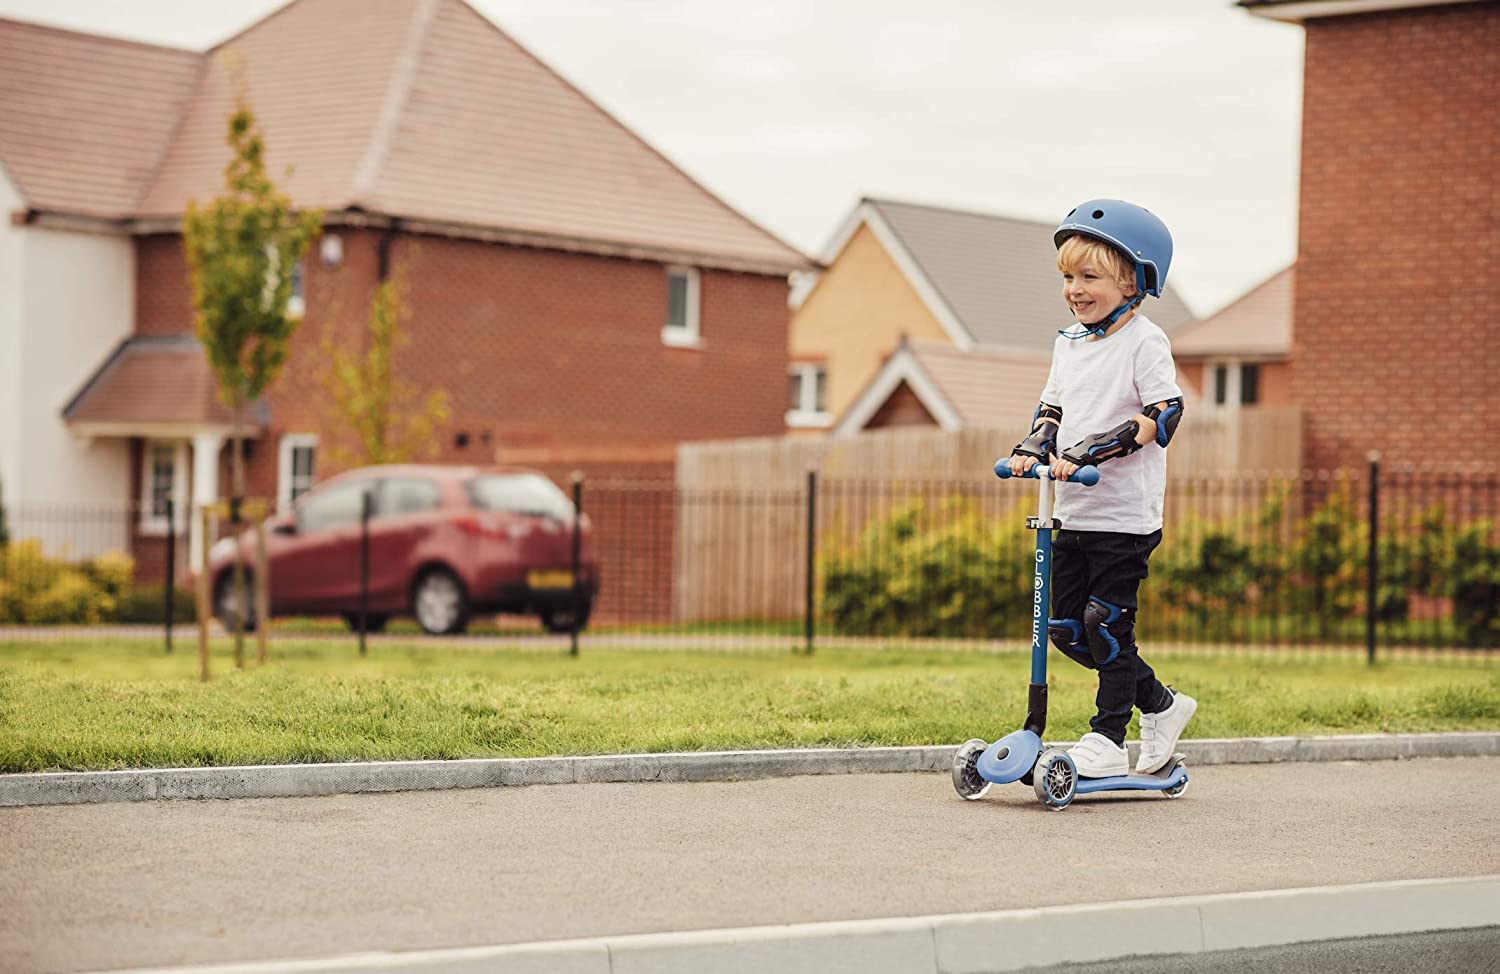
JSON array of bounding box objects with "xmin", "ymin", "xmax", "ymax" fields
[{"xmin": 1053, "ymin": 199, "xmax": 1173, "ymax": 298}]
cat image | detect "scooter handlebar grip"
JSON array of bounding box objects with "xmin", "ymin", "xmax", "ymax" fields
[{"xmin": 992, "ymin": 460, "xmax": 1100, "ymax": 486}]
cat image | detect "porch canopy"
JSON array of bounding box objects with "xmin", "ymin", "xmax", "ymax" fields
[{"xmin": 63, "ymin": 334, "xmax": 269, "ymax": 569}]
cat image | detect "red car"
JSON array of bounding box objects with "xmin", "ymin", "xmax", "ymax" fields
[{"xmin": 208, "ymin": 465, "xmax": 599, "ymax": 635}]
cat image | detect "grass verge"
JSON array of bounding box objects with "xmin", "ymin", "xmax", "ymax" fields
[{"xmin": 1, "ymin": 638, "xmax": 1496, "ymax": 773}]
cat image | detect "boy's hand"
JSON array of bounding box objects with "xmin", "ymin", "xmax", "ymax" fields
[
  {"xmin": 1008, "ymin": 453, "xmax": 1043, "ymax": 478},
  {"xmin": 1050, "ymin": 456, "xmax": 1080, "ymax": 480}
]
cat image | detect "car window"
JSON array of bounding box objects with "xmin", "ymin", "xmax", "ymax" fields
[
  {"xmin": 466, "ymin": 474, "xmax": 573, "ymax": 520},
  {"xmin": 295, "ymin": 480, "xmax": 372, "ymax": 533},
  {"xmin": 379, "ymin": 478, "xmax": 442, "ymax": 518}
]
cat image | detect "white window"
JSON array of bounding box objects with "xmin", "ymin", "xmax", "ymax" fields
[
  {"xmin": 265, "ymin": 245, "xmax": 306, "ymax": 317},
  {"xmin": 661, "ymin": 266, "xmax": 702, "ymax": 348},
  {"xmin": 786, "ymin": 362, "xmax": 831, "ymax": 428},
  {"xmin": 1209, "ymin": 360, "xmax": 1261, "ymax": 409},
  {"xmin": 139, "ymin": 440, "xmax": 187, "ymax": 535},
  {"xmin": 288, "ymin": 258, "xmax": 306, "ymax": 317},
  {"xmin": 278, "ymin": 434, "xmax": 318, "ymax": 512}
]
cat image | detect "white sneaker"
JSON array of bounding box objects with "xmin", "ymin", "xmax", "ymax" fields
[
  {"xmin": 1136, "ymin": 691, "xmax": 1198, "ymax": 774},
  {"xmin": 1067, "ymin": 732, "xmax": 1129, "ymax": 778}
]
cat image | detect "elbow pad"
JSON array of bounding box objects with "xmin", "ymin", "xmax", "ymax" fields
[
  {"xmin": 1014, "ymin": 402, "xmax": 1063, "ymax": 461},
  {"xmin": 1143, "ymin": 398, "xmax": 1184, "ymax": 448},
  {"xmin": 1061, "ymin": 420, "xmax": 1142, "ymax": 467}
]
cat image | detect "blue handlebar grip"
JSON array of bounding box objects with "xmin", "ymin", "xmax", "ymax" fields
[{"xmin": 992, "ymin": 459, "xmax": 1100, "ymax": 486}]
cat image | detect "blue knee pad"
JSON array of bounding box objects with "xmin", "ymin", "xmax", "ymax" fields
[
  {"xmin": 1047, "ymin": 618, "xmax": 1095, "ymax": 670},
  {"xmin": 1083, "ymin": 597, "xmax": 1130, "ymax": 666}
]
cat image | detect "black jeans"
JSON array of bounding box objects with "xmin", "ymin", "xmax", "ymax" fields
[{"xmin": 1051, "ymin": 528, "xmax": 1172, "ymax": 747}]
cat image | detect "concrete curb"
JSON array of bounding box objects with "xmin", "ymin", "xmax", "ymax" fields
[
  {"xmin": 94, "ymin": 875, "xmax": 1500, "ymax": 973},
  {"xmin": 3, "ymin": 731, "xmax": 1496, "ymax": 808}
]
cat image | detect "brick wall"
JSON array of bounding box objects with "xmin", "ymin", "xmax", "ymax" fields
[
  {"xmin": 128, "ymin": 229, "xmax": 790, "ymax": 615},
  {"xmin": 866, "ymin": 382, "xmax": 937, "ymax": 429},
  {"xmin": 1295, "ymin": 4, "xmax": 1499, "ymax": 467}
]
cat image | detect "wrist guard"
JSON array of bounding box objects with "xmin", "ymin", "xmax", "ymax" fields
[
  {"xmin": 1061, "ymin": 419, "xmax": 1142, "ymax": 466},
  {"xmin": 1013, "ymin": 402, "xmax": 1063, "ymax": 461},
  {"xmin": 1143, "ymin": 398, "xmax": 1184, "ymax": 448}
]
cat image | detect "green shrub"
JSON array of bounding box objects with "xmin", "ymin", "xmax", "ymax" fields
[
  {"xmin": 116, "ymin": 585, "xmax": 199, "ymax": 624},
  {"xmin": 0, "ymin": 540, "xmax": 132, "ymax": 624},
  {"xmin": 821, "ymin": 498, "xmax": 1032, "ymax": 639}
]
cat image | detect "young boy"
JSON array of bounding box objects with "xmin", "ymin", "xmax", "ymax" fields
[{"xmin": 1006, "ymin": 198, "xmax": 1196, "ymax": 778}]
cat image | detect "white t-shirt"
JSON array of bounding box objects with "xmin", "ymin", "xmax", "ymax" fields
[{"xmin": 1039, "ymin": 313, "xmax": 1182, "ymax": 534}]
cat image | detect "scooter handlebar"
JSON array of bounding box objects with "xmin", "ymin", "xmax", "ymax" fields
[{"xmin": 993, "ymin": 460, "xmax": 1100, "ymax": 486}]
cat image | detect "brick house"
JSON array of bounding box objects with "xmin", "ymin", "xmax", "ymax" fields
[
  {"xmin": 1170, "ymin": 266, "xmax": 1295, "ymax": 410},
  {"xmin": 787, "ymin": 198, "xmax": 1196, "ymax": 436},
  {"xmin": 1240, "ymin": 0, "xmax": 1499, "ymax": 467},
  {"xmin": 0, "ymin": 0, "xmax": 808, "ymax": 582}
]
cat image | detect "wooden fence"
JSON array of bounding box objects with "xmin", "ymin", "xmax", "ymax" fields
[{"xmin": 670, "ymin": 410, "xmax": 1303, "ymax": 621}]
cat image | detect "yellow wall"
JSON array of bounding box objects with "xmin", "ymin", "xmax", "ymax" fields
[{"xmin": 789, "ymin": 223, "xmax": 953, "ymax": 422}]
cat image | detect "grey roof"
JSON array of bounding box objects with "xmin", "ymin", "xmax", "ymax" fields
[{"xmin": 865, "ymin": 198, "xmax": 1197, "ymax": 355}]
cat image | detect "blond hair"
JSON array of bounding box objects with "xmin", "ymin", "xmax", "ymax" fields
[{"xmin": 1056, "ymin": 236, "xmax": 1136, "ymax": 295}]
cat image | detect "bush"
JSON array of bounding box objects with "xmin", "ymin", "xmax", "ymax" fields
[
  {"xmin": 822, "ymin": 498, "xmax": 1032, "ymax": 639},
  {"xmin": 0, "ymin": 540, "xmax": 133, "ymax": 624},
  {"xmin": 116, "ymin": 585, "xmax": 199, "ymax": 624}
]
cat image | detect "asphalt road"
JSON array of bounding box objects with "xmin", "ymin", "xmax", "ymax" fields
[
  {"xmin": 1025, "ymin": 927, "xmax": 1500, "ymax": 973},
  {"xmin": 3, "ymin": 756, "xmax": 1498, "ymax": 973}
]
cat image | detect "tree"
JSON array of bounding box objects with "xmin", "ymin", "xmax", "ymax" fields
[
  {"xmin": 0, "ymin": 472, "xmax": 10, "ymax": 549},
  {"xmin": 320, "ymin": 276, "xmax": 450, "ymax": 469},
  {"xmin": 182, "ymin": 95, "xmax": 321, "ymax": 661}
]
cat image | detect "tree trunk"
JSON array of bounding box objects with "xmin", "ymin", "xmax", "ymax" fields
[{"xmin": 231, "ymin": 397, "xmax": 247, "ymax": 668}]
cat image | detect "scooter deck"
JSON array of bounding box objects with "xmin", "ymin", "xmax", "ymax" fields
[{"xmin": 1074, "ymin": 755, "xmax": 1186, "ymax": 795}]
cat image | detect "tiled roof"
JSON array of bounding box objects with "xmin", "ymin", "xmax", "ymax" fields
[
  {"xmin": 62, "ymin": 336, "xmax": 270, "ymax": 430},
  {"xmin": 864, "ymin": 198, "xmax": 1197, "ymax": 353},
  {"xmin": 1, "ymin": 0, "xmax": 808, "ymax": 273},
  {"xmin": 836, "ymin": 339, "xmax": 1052, "ymax": 433},
  {"xmin": 0, "ymin": 19, "xmax": 203, "ymax": 219},
  {"xmin": 1170, "ymin": 266, "xmax": 1292, "ymax": 359},
  {"xmin": 907, "ymin": 341, "xmax": 1053, "ymax": 428}
]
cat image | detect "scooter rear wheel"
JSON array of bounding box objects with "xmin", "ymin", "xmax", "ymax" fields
[
  {"xmin": 952, "ymin": 739, "xmax": 991, "ymax": 801},
  {"xmin": 1033, "ymin": 749, "xmax": 1077, "ymax": 810}
]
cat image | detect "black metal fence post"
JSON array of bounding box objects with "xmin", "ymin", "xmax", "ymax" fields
[
  {"xmin": 1367, "ymin": 451, "xmax": 1380, "ymax": 666},
  {"xmin": 570, "ymin": 473, "xmax": 583, "ymax": 657},
  {"xmin": 805, "ymin": 469, "xmax": 816, "ymax": 655},
  {"xmin": 164, "ymin": 498, "xmax": 175, "ymax": 654},
  {"xmin": 359, "ymin": 489, "xmax": 371, "ymax": 657}
]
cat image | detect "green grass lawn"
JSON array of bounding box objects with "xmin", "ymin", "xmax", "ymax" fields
[{"xmin": 1, "ymin": 638, "xmax": 1496, "ymax": 773}]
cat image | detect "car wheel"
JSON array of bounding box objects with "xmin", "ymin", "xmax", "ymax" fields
[
  {"xmin": 342, "ymin": 612, "xmax": 389, "ymax": 634},
  {"xmin": 214, "ymin": 570, "xmax": 257, "ymax": 633},
  {"xmin": 412, "ymin": 569, "xmax": 470, "ymax": 635},
  {"xmin": 540, "ymin": 598, "xmax": 592, "ymax": 634}
]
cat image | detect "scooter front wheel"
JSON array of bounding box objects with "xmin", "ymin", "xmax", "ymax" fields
[
  {"xmin": 1163, "ymin": 762, "xmax": 1188, "ymax": 799},
  {"xmin": 1033, "ymin": 749, "xmax": 1077, "ymax": 810},
  {"xmin": 952, "ymin": 738, "xmax": 991, "ymax": 801}
]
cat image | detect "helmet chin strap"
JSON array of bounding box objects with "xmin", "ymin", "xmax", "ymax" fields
[{"xmin": 1058, "ymin": 266, "xmax": 1148, "ymax": 340}]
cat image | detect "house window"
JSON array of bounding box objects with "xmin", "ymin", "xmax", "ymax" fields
[
  {"xmin": 661, "ymin": 266, "xmax": 702, "ymax": 348},
  {"xmin": 1240, "ymin": 362, "xmax": 1261, "ymax": 406},
  {"xmin": 786, "ymin": 363, "xmax": 831, "ymax": 428},
  {"xmin": 139, "ymin": 441, "xmax": 186, "ymax": 535},
  {"xmin": 278, "ymin": 434, "xmax": 318, "ymax": 512},
  {"xmin": 265, "ymin": 245, "xmax": 306, "ymax": 317},
  {"xmin": 288, "ymin": 258, "xmax": 306, "ymax": 317},
  {"xmin": 1213, "ymin": 364, "xmax": 1229, "ymax": 406}
]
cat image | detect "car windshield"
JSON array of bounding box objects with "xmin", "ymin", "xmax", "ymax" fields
[{"xmin": 466, "ymin": 474, "xmax": 573, "ymax": 521}]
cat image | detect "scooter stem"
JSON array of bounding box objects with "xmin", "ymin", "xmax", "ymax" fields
[{"xmin": 1026, "ymin": 473, "xmax": 1056, "ymax": 738}]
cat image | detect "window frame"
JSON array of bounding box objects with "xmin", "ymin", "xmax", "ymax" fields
[
  {"xmin": 138, "ymin": 440, "xmax": 187, "ymax": 536},
  {"xmin": 785, "ymin": 362, "xmax": 832, "ymax": 429},
  {"xmin": 277, "ymin": 434, "xmax": 319, "ymax": 513},
  {"xmin": 660, "ymin": 265, "xmax": 703, "ymax": 348}
]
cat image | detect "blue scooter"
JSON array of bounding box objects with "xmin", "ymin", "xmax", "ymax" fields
[{"xmin": 951, "ymin": 461, "xmax": 1188, "ymax": 810}]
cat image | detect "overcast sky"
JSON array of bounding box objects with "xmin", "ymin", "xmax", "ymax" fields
[{"xmin": 0, "ymin": 0, "xmax": 1305, "ymax": 316}]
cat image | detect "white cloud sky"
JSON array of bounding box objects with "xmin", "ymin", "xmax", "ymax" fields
[{"xmin": 0, "ymin": 0, "xmax": 1305, "ymax": 315}]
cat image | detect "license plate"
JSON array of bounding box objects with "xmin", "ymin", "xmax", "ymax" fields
[{"xmin": 527, "ymin": 570, "xmax": 574, "ymax": 590}]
